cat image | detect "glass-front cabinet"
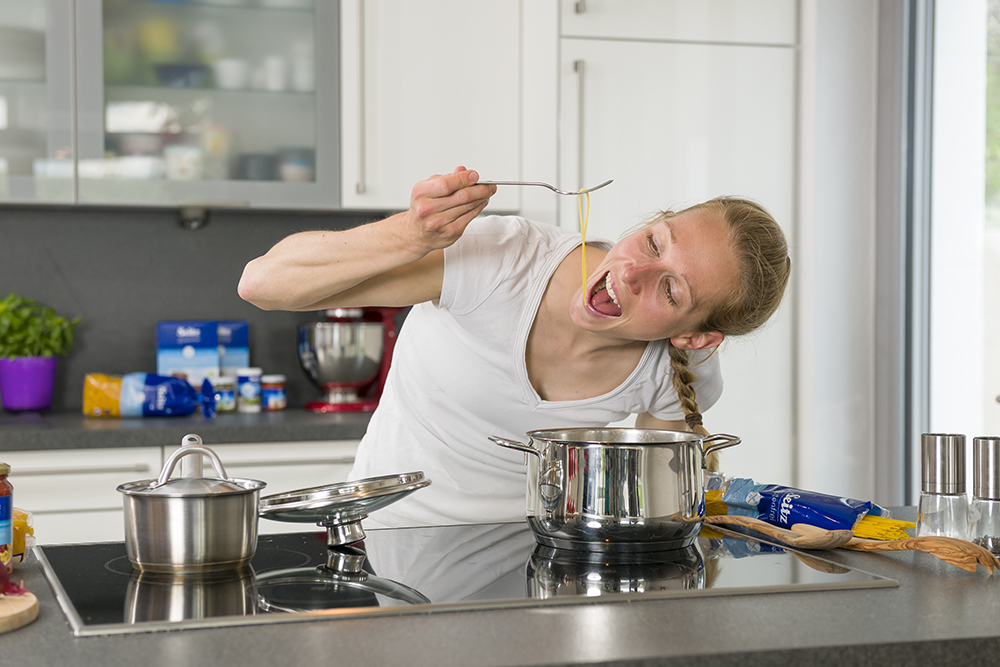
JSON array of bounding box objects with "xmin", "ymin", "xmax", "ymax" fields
[
  {"xmin": 0, "ymin": 1, "xmax": 74, "ymax": 203},
  {"xmin": 0, "ymin": 0, "xmax": 339, "ymax": 208}
]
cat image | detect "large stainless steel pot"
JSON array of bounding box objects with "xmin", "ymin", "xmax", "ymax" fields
[
  {"xmin": 527, "ymin": 544, "xmax": 704, "ymax": 598},
  {"xmin": 490, "ymin": 428, "xmax": 740, "ymax": 553},
  {"xmin": 117, "ymin": 440, "xmax": 266, "ymax": 574}
]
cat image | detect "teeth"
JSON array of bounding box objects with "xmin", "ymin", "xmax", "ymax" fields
[{"xmin": 606, "ymin": 276, "xmax": 619, "ymax": 306}]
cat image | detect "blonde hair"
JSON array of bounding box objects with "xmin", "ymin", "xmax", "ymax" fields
[{"xmin": 659, "ymin": 198, "xmax": 791, "ymax": 467}]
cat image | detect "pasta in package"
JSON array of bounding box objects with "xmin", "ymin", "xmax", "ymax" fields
[
  {"xmin": 84, "ymin": 373, "xmax": 214, "ymax": 418},
  {"xmin": 719, "ymin": 477, "xmax": 890, "ymax": 532}
]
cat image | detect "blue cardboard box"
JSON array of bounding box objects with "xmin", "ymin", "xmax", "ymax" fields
[
  {"xmin": 218, "ymin": 320, "xmax": 250, "ymax": 376},
  {"xmin": 156, "ymin": 321, "xmax": 220, "ymax": 390}
]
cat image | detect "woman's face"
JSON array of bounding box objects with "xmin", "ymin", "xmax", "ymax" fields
[{"xmin": 570, "ymin": 207, "xmax": 739, "ymax": 345}]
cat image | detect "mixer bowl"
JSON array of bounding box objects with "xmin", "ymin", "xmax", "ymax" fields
[{"xmin": 298, "ymin": 322, "xmax": 384, "ymax": 392}]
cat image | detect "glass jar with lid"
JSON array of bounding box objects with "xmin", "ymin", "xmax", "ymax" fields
[{"xmin": 1, "ymin": 462, "xmax": 13, "ymax": 575}]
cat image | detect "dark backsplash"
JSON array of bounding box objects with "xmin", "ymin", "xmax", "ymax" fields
[{"xmin": 1, "ymin": 205, "xmax": 392, "ymax": 411}]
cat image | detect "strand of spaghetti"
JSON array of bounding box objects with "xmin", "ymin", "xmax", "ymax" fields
[{"xmin": 579, "ymin": 190, "xmax": 590, "ymax": 305}]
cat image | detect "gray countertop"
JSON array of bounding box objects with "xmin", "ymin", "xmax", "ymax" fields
[
  {"xmin": 6, "ymin": 510, "xmax": 1000, "ymax": 667},
  {"xmin": 0, "ymin": 410, "xmax": 372, "ymax": 451}
]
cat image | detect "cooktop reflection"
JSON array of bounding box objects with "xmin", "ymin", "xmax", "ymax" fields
[{"xmin": 34, "ymin": 522, "xmax": 897, "ymax": 636}]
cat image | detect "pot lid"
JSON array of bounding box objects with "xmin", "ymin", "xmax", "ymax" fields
[
  {"xmin": 137, "ymin": 476, "xmax": 248, "ymax": 497},
  {"xmin": 118, "ymin": 437, "xmax": 264, "ymax": 497},
  {"xmin": 258, "ymin": 472, "xmax": 430, "ymax": 524}
]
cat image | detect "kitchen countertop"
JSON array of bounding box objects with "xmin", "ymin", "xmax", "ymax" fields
[
  {"xmin": 0, "ymin": 410, "xmax": 372, "ymax": 451},
  {"xmin": 7, "ymin": 508, "xmax": 1000, "ymax": 667}
]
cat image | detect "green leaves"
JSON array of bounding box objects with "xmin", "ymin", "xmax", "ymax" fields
[{"xmin": 0, "ymin": 293, "xmax": 81, "ymax": 359}]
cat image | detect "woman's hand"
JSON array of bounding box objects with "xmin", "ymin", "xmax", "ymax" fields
[{"xmin": 402, "ymin": 166, "xmax": 497, "ymax": 255}]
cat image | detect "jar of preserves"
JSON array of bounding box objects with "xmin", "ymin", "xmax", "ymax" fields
[
  {"xmin": 1, "ymin": 463, "xmax": 12, "ymax": 575},
  {"xmin": 261, "ymin": 374, "xmax": 287, "ymax": 411},
  {"xmin": 236, "ymin": 367, "xmax": 263, "ymax": 413},
  {"xmin": 213, "ymin": 376, "xmax": 237, "ymax": 413}
]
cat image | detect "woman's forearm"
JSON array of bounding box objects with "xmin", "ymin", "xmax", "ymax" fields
[{"xmin": 238, "ymin": 212, "xmax": 428, "ymax": 311}]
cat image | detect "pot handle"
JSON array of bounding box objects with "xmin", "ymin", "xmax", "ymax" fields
[
  {"xmin": 155, "ymin": 442, "xmax": 230, "ymax": 487},
  {"xmin": 489, "ymin": 435, "xmax": 540, "ymax": 459},
  {"xmin": 702, "ymin": 433, "xmax": 741, "ymax": 459}
]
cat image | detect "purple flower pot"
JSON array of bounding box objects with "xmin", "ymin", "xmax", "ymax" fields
[{"xmin": 0, "ymin": 356, "xmax": 58, "ymax": 411}]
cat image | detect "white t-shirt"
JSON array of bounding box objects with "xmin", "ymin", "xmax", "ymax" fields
[{"xmin": 348, "ymin": 216, "xmax": 723, "ymax": 527}]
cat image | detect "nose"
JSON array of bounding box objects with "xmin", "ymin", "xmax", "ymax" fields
[{"xmin": 619, "ymin": 261, "xmax": 658, "ymax": 294}]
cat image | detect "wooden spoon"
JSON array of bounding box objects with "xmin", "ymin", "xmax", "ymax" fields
[
  {"xmin": 791, "ymin": 523, "xmax": 1000, "ymax": 574},
  {"xmin": 702, "ymin": 515, "xmax": 854, "ymax": 550}
]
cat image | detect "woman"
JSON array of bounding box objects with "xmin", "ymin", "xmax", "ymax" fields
[{"xmin": 238, "ymin": 167, "xmax": 791, "ymax": 527}]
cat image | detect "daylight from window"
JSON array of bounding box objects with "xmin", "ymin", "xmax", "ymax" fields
[{"xmin": 986, "ymin": 1, "xmax": 1000, "ymax": 433}]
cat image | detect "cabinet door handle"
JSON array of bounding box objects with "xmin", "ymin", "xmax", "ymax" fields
[
  {"xmin": 355, "ymin": 0, "xmax": 367, "ymax": 194},
  {"xmin": 222, "ymin": 457, "xmax": 355, "ymax": 469},
  {"xmin": 14, "ymin": 463, "xmax": 152, "ymax": 477},
  {"xmin": 573, "ymin": 59, "xmax": 586, "ymax": 196}
]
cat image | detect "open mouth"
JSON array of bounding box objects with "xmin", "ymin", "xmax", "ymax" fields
[{"xmin": 590, "ymin": 272, "xmax": 622, "ymax": 317}]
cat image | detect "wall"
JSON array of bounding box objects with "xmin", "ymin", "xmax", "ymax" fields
[
  {"xmin": 0, "ymin": 205, "xmax": 382, "ymax": 411},
  {"xmin": 796, "ymin": 0, "xmax": 880, "ymax": 500}
]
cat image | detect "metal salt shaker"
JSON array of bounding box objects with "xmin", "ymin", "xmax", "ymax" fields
[
  {"xmin": 970, "ymin": 436, "xmax": 1000, "ymax": 554},
  {"xmin": 916, "ymin": 433, "xmax": 971, "ymax": 540}
]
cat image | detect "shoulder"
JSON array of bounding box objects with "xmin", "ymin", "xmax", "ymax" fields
[
  {"xmin": 445, "ymin": 216, "xmax": 578, "ymax": 278},
  {"xmin": 440, "ymin": 216, "xmax": 576, "ymax": 311},
  {"xmin": 458, "ymin": 215, "xmax": 576, "ymax": 248}
]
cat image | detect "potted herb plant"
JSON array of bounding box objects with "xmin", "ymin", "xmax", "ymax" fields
[{"xmin": 0, "ymin": 293, "xmax": 81, "ymax": 411}]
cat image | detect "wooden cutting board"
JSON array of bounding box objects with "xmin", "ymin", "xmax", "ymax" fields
[{"xmin": 0, "ymin": 593, "xmax": 39, "ymax": 634}]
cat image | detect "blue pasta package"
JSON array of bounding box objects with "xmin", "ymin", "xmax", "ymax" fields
[
  {"xmin": 119, "ymin": 373, "xmax": 201, "ymax": 417},
  {"xmin": 720, "ymin": 477, "xmax": 888, "ymax": 532}
]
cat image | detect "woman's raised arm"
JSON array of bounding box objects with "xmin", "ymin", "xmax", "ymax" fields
[{"xmin": 238, "ymin": 167, "xmax": 495, "ymax": 311}]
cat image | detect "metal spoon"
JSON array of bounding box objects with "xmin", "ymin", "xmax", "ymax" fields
[{"xmin": 479, "ymin": 179, "xmax": 614, "ymax": 196}]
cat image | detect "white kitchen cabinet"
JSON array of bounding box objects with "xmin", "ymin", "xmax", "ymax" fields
[
  {"xmin": 163, "ymin": 440, "xmax": 358, "ymax": 535},
  {"xmin": 339, "ymin": 0, "xmax": 522, "ymax": 212},
  {"xmin": 558, "ymin": 7, "xmax": 797, "ymax": 485},
  {"xmin": 4, "ymin": 440, "xmax": 357, "ymax": 545},
  {"xmin": 1, "ymin": 447, "xmax": 164, "ymax": 545}
]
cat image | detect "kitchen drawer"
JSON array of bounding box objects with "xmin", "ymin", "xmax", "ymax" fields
[
  {"xmin": 1, "ymin": 447, "xmax": 163, "ymax": 515},
  {"xmin": 32, "ymin": 509, "xmax": 127, "ymax": 545},
  {"xmin": 560, "ymin": 0, "xmax": 797, "ymax": 46}
]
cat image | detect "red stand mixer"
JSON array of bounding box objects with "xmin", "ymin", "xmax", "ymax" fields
[{"xmin": 297, "ymin": 307, "xmax": 401, "ymax": 412}]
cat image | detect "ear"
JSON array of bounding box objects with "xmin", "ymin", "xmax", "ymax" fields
[{"xmin": 669, "ymin": 331, "xmax": 724, "ymax": 350}]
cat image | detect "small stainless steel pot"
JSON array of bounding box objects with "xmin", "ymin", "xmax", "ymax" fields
[
  {"xmin": 490, "ymin": 428, "xmax": 740, "ymax": 553},
  {"xmin": 117, "ymin": 440, "xmax": 266, "ymax": 574}
]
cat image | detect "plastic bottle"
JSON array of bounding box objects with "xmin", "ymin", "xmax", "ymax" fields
[{"xmin": 916, "ymin": 433, "xmax": 971, "ymax": 540}]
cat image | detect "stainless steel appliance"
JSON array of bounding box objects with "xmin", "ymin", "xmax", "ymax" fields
[
  {"xmin": 297, "ymin": 307, "xmax": 402, "ymax": 412},
  {"xmin": 34, "ymin": 522, "xmax": 897, "ymax": 637}
]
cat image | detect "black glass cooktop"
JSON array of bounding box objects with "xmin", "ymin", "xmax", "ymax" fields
[{"xmin": 34, "ymin": 522, "xmax": 896, "ymax": 637}]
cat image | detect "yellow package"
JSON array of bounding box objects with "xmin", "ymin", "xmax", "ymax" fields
[
  {"xmin": 83, "ymin": 373, "xmax": 122, "ymax": 417},
  {"xmin": 12, "ymin": 508, "xmax": 34, "ymax": 566}
]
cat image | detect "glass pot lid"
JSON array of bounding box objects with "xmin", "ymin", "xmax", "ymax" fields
[{"xmin": 259, "ymin": 472, "xmax": 430, "ymax": 546}]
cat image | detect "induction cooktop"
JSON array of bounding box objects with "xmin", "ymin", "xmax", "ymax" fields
[{"xmin": 34, "ymin": 522, "xmax": 897, "ymax": 637}]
